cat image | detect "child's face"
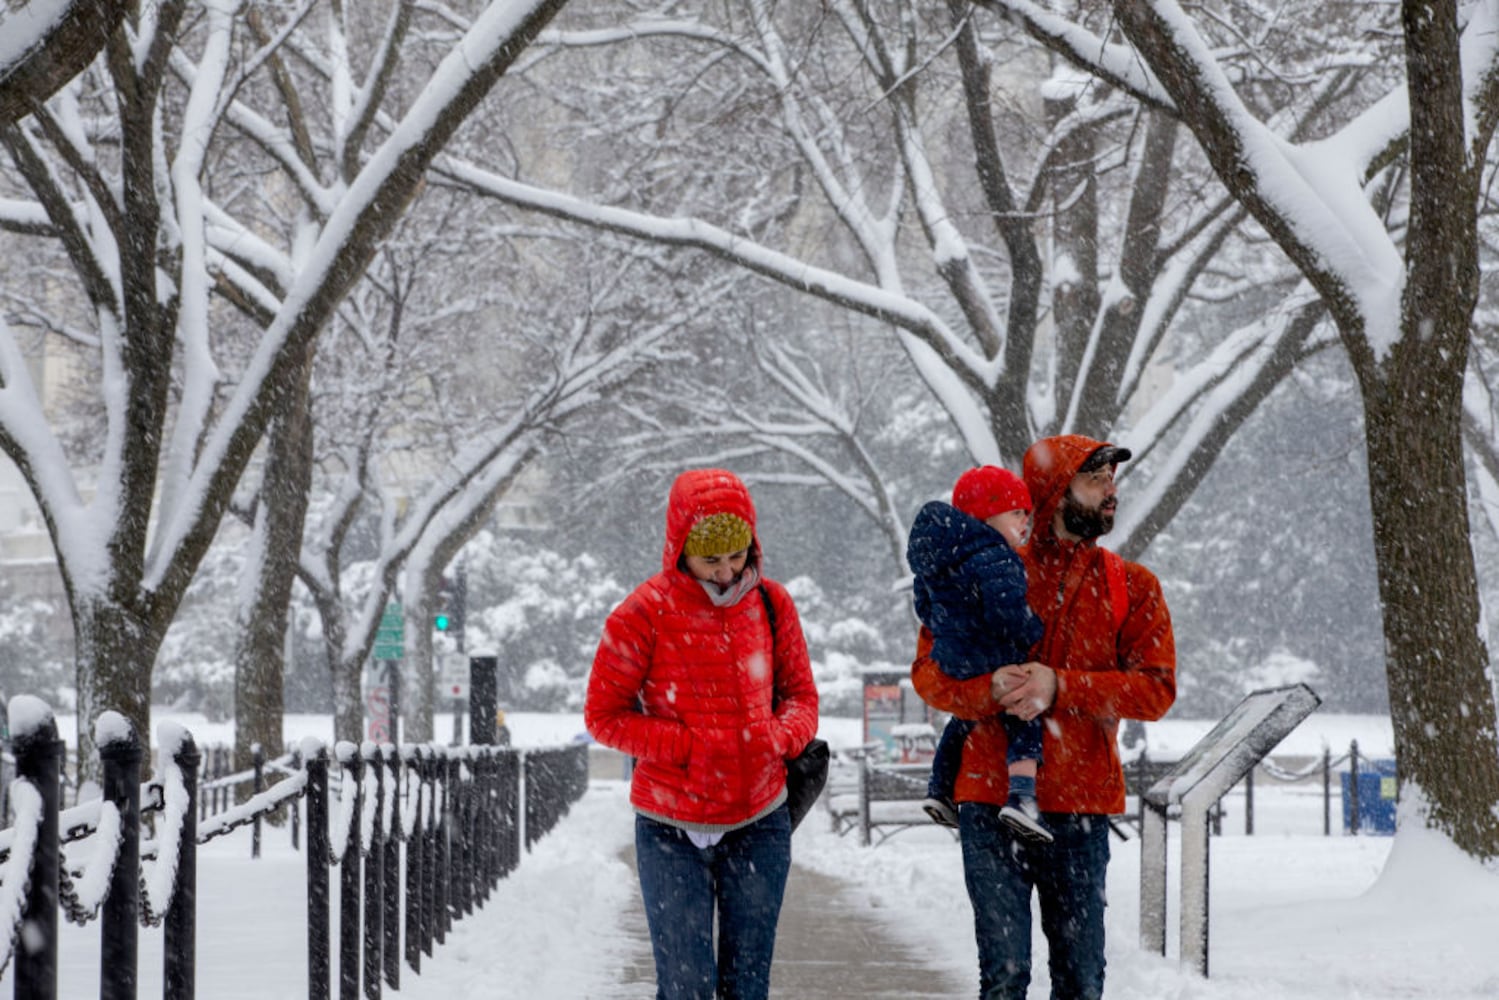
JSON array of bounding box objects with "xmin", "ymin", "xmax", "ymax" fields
[{"xmin": 985, "ymin": 508, "xmax": 1030, "ymax": 549}]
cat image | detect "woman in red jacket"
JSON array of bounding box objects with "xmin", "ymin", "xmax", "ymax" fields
[{"xmin": 585, "ymin": 468, "xmax": 819, "ymax": 1000}]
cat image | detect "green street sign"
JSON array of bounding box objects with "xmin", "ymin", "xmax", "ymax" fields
[{"xmin": 375, "ymin": 602, "xmax": 403, "ymax": 658}]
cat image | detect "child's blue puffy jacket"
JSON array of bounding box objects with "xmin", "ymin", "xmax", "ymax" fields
[{"xmin": 906, "ymin": 500, "xmax": 1043, "ymax": 681}]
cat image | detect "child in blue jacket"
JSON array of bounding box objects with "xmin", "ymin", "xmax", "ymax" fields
[{"xmin": 906, "ymin": 465, "xmax": 1051, "ymax": 842}]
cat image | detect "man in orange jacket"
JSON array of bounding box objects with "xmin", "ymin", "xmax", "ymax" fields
[{"xmin": 912, "ymin": 435, "xmax": 1176, "ymax": 1000}]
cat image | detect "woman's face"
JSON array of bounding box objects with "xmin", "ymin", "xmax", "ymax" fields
[{"xmin": 684, "ymin": 547, "xmax": 750, "ymax": 588}]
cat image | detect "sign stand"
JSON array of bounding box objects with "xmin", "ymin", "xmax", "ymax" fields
[{"xmin": 1139, "ymin": 683, "xmax": 1322, "ymax": 976}]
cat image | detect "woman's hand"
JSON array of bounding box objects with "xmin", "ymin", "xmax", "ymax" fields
[{"xmin": 991, "ymin": 662, "xmax": 1057, "ymax": 722}]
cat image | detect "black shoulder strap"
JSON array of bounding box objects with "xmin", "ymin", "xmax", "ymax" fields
[{"xmin": 757, "ymin": 583, "xmax": 777, "ymax": 637}]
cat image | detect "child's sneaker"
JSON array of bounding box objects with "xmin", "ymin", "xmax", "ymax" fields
[
  {"xmin": 999, "ymin": 796, "xmax": 1054, "ymax": 843},
  {"xmin": 922, "ymin": 796, "xmax": 959, "ymax": 829}
]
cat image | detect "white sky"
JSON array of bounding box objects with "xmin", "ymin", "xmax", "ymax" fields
[{"xmin": 2, "ymin": 710, "xmax": 1494, "ymax": 998}]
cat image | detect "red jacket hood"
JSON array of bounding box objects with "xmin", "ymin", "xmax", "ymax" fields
[
  {"xmin": 662, "ymin": 469, "xmax": 760, "ymax": 572},
  {"xmin": 1022, "ymin": 434, "xmax": 1111, "ymax": 545}
]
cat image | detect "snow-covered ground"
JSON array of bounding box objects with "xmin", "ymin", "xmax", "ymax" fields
[{"xmin": 4, "ymin": 711, "xmax": 1496, "ymax": 998}]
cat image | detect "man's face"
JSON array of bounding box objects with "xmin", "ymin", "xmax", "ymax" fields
[{"xmin": 1057, "ymin": 465, "xmax": 1118, "ymax": 540}]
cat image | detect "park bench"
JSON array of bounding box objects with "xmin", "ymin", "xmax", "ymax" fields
[
  {"xmin": 823, "ymin": 752, "xmax": 952, "ymax": 846},
  {"xmin": 820, "ymin": 748, "xmax": 1208, "ymax": 845}
]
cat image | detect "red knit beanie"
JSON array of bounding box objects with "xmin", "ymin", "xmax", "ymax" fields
[{"xmin": 952, "ymin": 465, "xmax": 1032, "ymax": 521}]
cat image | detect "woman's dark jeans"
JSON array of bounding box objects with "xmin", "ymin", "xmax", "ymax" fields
[
  {"xmin": 958, "ymin": 803, "xmax": 1110, "ymax": 1000},
  {"xmin": 634, "ymin": 806, "xmax": 792, "ymax": 1000}
]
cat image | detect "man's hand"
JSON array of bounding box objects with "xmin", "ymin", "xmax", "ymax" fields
[{"xmin": 991, "ymin": 662, "xmax": 1057, "ymax": 721}]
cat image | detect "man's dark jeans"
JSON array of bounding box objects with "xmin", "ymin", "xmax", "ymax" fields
[
  {"xmin": 634, "ymin": 806, "xmax": 792, "ymax": 1000},
  {"xmin": 958, "ymin": 803, "xmax": 1110, "ymax": 999}
]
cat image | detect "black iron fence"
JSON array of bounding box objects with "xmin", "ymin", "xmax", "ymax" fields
[{"xmin": 0, "ymin": 698, "xmax": 589, "ymax": 1000}]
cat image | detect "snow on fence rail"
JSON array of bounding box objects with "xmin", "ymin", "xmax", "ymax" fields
[{"xmin": 0, "ymin": 695, "xmax": 589, "ymax": 1000}]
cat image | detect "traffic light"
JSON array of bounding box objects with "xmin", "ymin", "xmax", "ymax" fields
[{"xmin": 433, "ymin": 570, "xmax": 467, "ymax": 648}]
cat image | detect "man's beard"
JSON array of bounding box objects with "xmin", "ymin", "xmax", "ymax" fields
[{"xmin": 1060, "ymin": 490, "xmax": 1114, "ymax": 540}]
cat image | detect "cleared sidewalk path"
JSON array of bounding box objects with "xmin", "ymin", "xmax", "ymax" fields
[{"xmin": 614, "ymin": 848, "xmax": 967, "ymax": 998}]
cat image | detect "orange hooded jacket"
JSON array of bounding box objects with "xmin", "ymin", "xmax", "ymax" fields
[
  {"xmin": 585, "ymin": 469, "xmax": 820, "ymax": 828},
  {"xmin": 911, "ymin": 436, "xmax": 1176, "ymax": 815}
]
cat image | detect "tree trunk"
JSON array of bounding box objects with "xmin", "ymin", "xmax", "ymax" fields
[
  {"xmin": 330, "ymin": 646, "xmax": 363, "ymax": 746},
  {"xmin": 1352, "ymin": 0, "xmax": 1499, "ymax": 861},
  {"xmin": 1046, "ymin": 89, "xmax": 1100, "ymax": 428},
  {"xmin": 72, "ymin": 599, "xmax": 161, "ymax": 785},
  {"xmin": 402, "ymin": 584, "xmax": 437, "ymax": 743},
  {"xmin": 232, "ymin": 353, "xmax": 316, "ymax": 775},
  {"xmin": 1362, "ymin": 355, "xmax": 1499, "ymax": 858}
]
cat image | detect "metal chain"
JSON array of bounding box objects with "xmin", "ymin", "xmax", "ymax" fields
[
  {"xmin": 58, "ymin": 863, "xmax": 102, "ymax": 927},
  {"xmin": 0, "ymin": 780, "xmax": 43, "ymax": 980}
]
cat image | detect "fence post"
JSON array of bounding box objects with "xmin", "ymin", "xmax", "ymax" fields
[
  {"xmin": 403, "ymin": 747, "xmax": 423, "ymax": 974},
  {"xmin": 422, "ymin": 748, "xmax": 438, "ymax": 956},
  {"xmin": 857, "ymin": 755, "xmax": 872, "ymax": 848},
  {"xmin": 98, "ymin": 714, "xmax": 142, "ymax": 1000},
  {"xmin": 477, "ymin": 750, "xmax": 494, "ymax": 899},
  {"xmin": 382, "ymin": 744, "xmax": 400, "ymax": 990},
  {"xmin": 305, "ymin": 743, "xmax": 330, "ymax": 1000},
  {"xmin": 455, "ymin": 750, "xmax": 473, "ymax": 917},
  {"xmin": 337, "ymin": 742, "xmax": 362, "ymax": 1000},
  {"xmin": 252, "ymin": 743, "xmax": 265, "ymax": 860},
  {"xmin": 164, "ymin": 730, "xmax": 201, "ymax": 1000},
  {"xmin": 1322, "ymin": 746, "xmax": 1332, "ymax": 837},
  {"xmin": 291, "ymin": 747, "xmax": 303, "ymax": 853},
  {"xmin": 12, "ymin": 697, "xmax": 63, "ymax": 1000},
  {"xmin": 1243, "ymin": 766, "xmax": 1254, "ymax": 836},
  {"xmin": 362, "ymin": 743, "xmax": 383, "ymax": 1000},
  {"xmin": 1348, "ymin": 739, "xmax": 1361, "ymax": 835},
  {"xmin": 497, "ymin": 748, "xmax": 519, "ymax": 878},
  {"xmin": 445, "ymin": 754, "xmax": 461, "ymax": 925}
]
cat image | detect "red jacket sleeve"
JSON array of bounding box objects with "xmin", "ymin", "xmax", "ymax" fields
[
  {"xmin": 910, "ymin": 626, "xmax": 1004, "ymax": 719},
  {"xmin": 584, "ymin": 590, "xmax": 693, "ymax": 766}
]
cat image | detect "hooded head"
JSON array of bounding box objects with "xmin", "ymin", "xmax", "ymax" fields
[
  {"xmin": 1022, "ymin": 435, "xmax": 1132, "ymax": 543},
  {"xmin": 662, "ymin": 468, "xmax": 760, "ymax": 573}
]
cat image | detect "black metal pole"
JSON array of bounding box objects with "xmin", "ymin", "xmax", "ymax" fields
[
  {"xmin": 421, "ymin": 749, "xmax": 437, "ymax": 957},
  {"xmin": 381, "ymin": 747, "xmax": 400, "ymax": 990},
  {"xmin": 306, "ymin": 745, "xmax": 330, "ymax": 1000},
  {"xmin": 99, "ymin": 717, "xmax": 142, "ymax": 1000},
  {"xmin": 338, "ymin": 745, "xmax": 362, "ymax": 1000},
  {"xmin": 434, "ymin": 751, "xmax": 451, "ymax": 942},
  {"xmin": 252, "ymin": 743, "xmax": 265, "ymax": 860},
  {"xmin": 14, "ymin": 703, "xmax": 63, "ymax": 1000},
  {"xmin": 1244, "ymin": 766, "xmax": 1255, "ymax": 836},
  {"xmin": 453, "ymin": 752, "xmax": 471, "ymax": 918},
  {"xmin": 291, "ymin": 747, "xmax": 303, "ymax": 853},
  {"xmin": 1323, "ymin": 746, "xmax": 1332, "ymax": 837},
  {"xmin": 164, "ymin": 732, "xmax": 201, "ymax": 1000},
  {"xmin": 362, "ymin": 745, "xmax": 383, "ymax": 1000},
  {"xmin": 1348, "ymin": 739, "xmax": 1361, "ymax": 835},
  {"xmin": 403, "ymin": 748, "xmax": 423, "ymax": 974},
  {"xmin": 444, "ymin": 755, "xmax": 460, "ymax": 929}
]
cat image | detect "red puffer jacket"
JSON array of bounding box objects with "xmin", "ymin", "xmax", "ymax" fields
[
  {"xmin": 911, "ymin": 435, "xmax": 1176, "ymax": 815},
  {"xmin": 585, "ymin": 470, "xmax": 820, "ymax": 827}
]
